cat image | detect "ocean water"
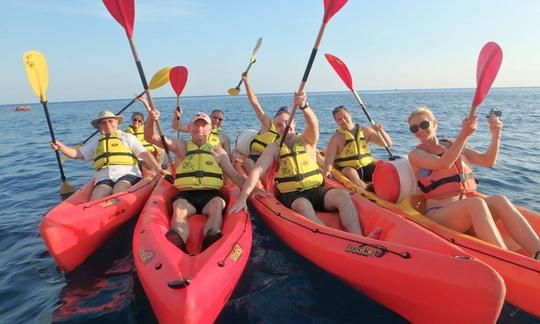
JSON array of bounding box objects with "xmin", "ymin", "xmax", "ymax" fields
[{"xmin": 0, "ymin": 87, "xmax": 539, "ymax": 323}]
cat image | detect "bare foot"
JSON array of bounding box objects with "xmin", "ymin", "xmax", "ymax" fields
[{"xmin": 366, "ymin": 227, "xmax": 383, "ymax": 239}]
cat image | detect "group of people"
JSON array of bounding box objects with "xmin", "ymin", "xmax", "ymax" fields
[{"xmin": 51, "ymin": 73, "xmax": 540, "ymax": 259}]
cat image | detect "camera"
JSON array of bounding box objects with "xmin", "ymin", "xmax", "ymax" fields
[{"xmin": 486, "ymin": 108, "xmax": 502, "ymax": 118}]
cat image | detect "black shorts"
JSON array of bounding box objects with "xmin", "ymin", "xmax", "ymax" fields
[
  {"xmin": 248, "ymin": 154, "xmax": 261, "ymax": 162},
  {"xmin": 173, "ymin": 189, "xmax": 224, "ymax": 214},
  {"xmin": 277, "ymin": 185, "xmax": 330, "ymax": 211},
  {"xmin": 95, "ymin": 174, "xmax": 142, "ymax": 188},
  {"xmin": 356, "ymin": 162, "xmax": 376, "ymax": 182}
]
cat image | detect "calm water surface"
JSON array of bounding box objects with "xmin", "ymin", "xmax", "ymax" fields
[{"xmin": 0, "ymin": 88, "xmax": 539, "ymax": 323}]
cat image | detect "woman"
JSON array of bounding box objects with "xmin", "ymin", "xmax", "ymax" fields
[{"xmin": 407, "ymin": 106, "xmax": 540, "ymax": 259}]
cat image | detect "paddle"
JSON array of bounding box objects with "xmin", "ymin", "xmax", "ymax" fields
[
  {"xmin": 103, "ymin": 0, "xmax": 176, "ymax": 177},
  {"xmin": 325, "ymin": 53, "xmax": 394, "ymax": 159},
  {"xmin": 469, "ymin": 42, "xmax": 503, "ymax": 118},
  {"xmin": 228, "ymin": 37, "xmax": 263, "ymax": 96},
  {"xmin": 169, "ymin": 66, "xmax": 189, "ymax": 139},
  {"xmin": 61, "ymin": 66, "xmax": 172, "ymax": 163},
  {"xmin": 279, "ymin": 0, "xmax": 348, "ymax": 147},
  {"xmin": 22, "ymin": 50, "xmax": 76, "ymax": 198}
]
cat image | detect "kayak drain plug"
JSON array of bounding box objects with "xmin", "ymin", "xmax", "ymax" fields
[{"xmin": 168, "ymin": 278, "xmax": 191, "ymax": 289}]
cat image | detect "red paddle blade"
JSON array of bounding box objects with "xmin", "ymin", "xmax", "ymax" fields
[
  {"xmin": 325, "ymin": 53, "xmax": 354, "ymax": 90},
  {"xmin": 323, "ymin": 0, "xmax": 348, "ymax": 23},
  {"xmin": 472, "ymin": 42, "xmax": 502, "ymax": 108},
  {"xmin": 103, "ymin": 0, "xmax": 135, "ymax": 38},
  {"xmin": 169, "ymin": 66, "xmax": 189, "ymax": 97}
]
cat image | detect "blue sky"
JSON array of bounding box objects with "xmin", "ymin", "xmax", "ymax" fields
[{"xmin": 2, "ymin": 0, "xmax": 540, "ymax": 105}]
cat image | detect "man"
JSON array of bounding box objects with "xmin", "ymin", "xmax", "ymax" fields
[
  {"xmin": 172, "ymin": 107, "xmax": 232, "ymax": 158},
  {"xmin": 230, "ymin": 92, "xmax": 378, "ymax": 237},
  {"xmin": 323, "ymin": 106, "xmax": 392, "ymax": 189},
  {"xmin": 52, "ymin": 110, "xmax": 162, "ymax": 201},
  {"xmin": 146, "ymin": 110, "xmax": 250, "ymax": 252}
]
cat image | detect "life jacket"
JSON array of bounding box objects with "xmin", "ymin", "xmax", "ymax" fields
[
  {"xmin": 126, "ymin": 124, "xmax": 156, "ymax": 153},
  {"xmin": 208, "ymin": 127, "xmax": 221, "ymax": 148},
  {"xmin": 174, "ymin": 141, "xmax": 224, "ymax": 190},
  {"xmin": 275, "ymin": 139, "xmax": 323, "ymax": 193},
  {"xmin": 334, "ymin": 125, "xmax": 374, "ymax": 169},
  {"xmin": 93, "ymin": 131, "xmax": 138, "ymax": 170},
  {"xmin": 250, "ymin": 122, "xmax": 280, "ymax": 154},
  {"xmin": 416, "ymin": 139, "xmax": 477, "ymax": 199}
]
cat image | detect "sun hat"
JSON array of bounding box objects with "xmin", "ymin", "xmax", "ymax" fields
[
  {"xmin": 91, "ymin": 110, "xmax": 124, "ymax": 129},
  {"xmin": 189, "ymin": 112, "xmax": 212, "ymax": 125}
]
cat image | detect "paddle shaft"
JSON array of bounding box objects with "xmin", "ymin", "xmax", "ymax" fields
[
  {"xmin": 41, "ymin": 100, "xmax": 68, "ymax": 181},
  {"xmin": 127, "ymin": 37, "xmax": 175, "ymax": 175},
  {"xmin": 234, "ymin": 59, "xmax": 256, "ymax": 90},
  {"xmin": 176, "ymin": 98, "xmax": 180, "ymax": 139},
  {"xmin": 279, "ymin": 23, "xmax": 326, "ymax": 147},
  {"xmin": 350, "ymin": 90, "xmax": 394, "ymax": 158}
]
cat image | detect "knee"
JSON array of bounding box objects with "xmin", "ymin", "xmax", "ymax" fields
[
  {"xmin": 208, "ymin": 198, "xmax": 225, "ymax": 212},
  {"xmin": 490, "ymin": 194, "xmax": 511, "ymax": 206},
  {"xmin": 291, "ymin": 199, "xmax": 311, "ymax": 214},
  {"xmin": 334, "ymin": 189, "xmax": 351, "ymax": 203},
  {"xmin": 173, "ymin": 199, "xmax": 190, "ymax": 212}
]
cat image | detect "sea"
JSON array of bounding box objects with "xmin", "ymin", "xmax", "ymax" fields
[{"xmin": 1, "ymin": 87, "xmax": 539, "ymax": 323}]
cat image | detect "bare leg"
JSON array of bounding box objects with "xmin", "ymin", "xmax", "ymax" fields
[
  {"xmin": 291, "ymin": 197, "xmax": 325, "ymax": 226},
  {"xmin": 171, "ymin": 199, "xmax": 196, "ymax": 242},
  {"xmin": 202, "ymin": 196, "xmax": 226, "ymax": 236},
  {"xmin": 342, "ymin": 167, "xmax": 367, "ymax": 189},
  {"xmin": 324, "ymin": 188, "xmax": 362, "ymax": 235},
  {"xmin": 428, "ymin": 197, "xmax": 507, "ymax": 248},
  {"xmin": 112, "ymin": 180, "xmax": 132, "ymax": 194},
  {"xmin": 90, "ymin": 184, "xmax": 113, "ymax": 201},
  {"xmin": 484, "ymin": 195, "xmax": 540, "ymax": 256},
  {"xmin": 244, "ymin": 157, "xmax": 255, "ymax": 173}
]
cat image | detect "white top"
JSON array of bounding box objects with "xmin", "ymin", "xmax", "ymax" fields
[{"xmin": 80, "ymin": 131, "xmax": 146, "ymax": 184}]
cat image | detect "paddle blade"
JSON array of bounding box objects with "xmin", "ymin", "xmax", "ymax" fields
[
  {"xmin": 22, "ymin": 51, "xmax": 49, "ymax": 102},
  {"xmin": 323, "ymin": 0, "xmax": 348, "ymax": 23},
  {"xmin": 228, "ymin": 88, "xmax": 240, "ymax": 96},
  {"xmin": 60, "ymin": 181, "xmax": 77, "ymax": 198},
  {"xmin": 149, "ymin": 67, "xmax": 172, "ymax": 90},
  {"xmin": 169, "ymin": 66, "xmax": 189, "ymax": 96},
  {"xmin": 472, "ymin": 42, "xmax": 503, "ymax": 108},
  {"xmin": 252, "ymin": 37, "xmax": 263, "ymax": 57},
  {"xmin": 325, "ymin": 53, "xmax": 354, "ymax": 90},
  {"xmin": 103, "ymin": 0, "xmax": 135, "ymax": 38}
]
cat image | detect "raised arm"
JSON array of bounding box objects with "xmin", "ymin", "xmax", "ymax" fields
[
  {"xmin": 365, "ymin": 123, "xmax": 393, "ymax": 147},
  {"xmin": 409, "ymin": 116, "xmax": 477, "ymax": 170},
  {"xmin": 171, "ymin": 107, "xmax": 190, "ymax": 133},
  {"xmin": 463, "ymin": 116, "xmax": 502, "ymax": 167},
  {"xmin": 144, "ymin": 109, "xmax": 175, "ymax": 149},
  {"xmin": 297, "ymin": 92, "xmax": 319, "ymax": 146},
  {"xmin": 243, "ymin": 73, "xmax": 272, "ymax": 131}
]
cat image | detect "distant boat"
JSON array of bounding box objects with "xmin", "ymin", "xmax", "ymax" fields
[{"xmin": 13, "ymin": 105, "xmax": 32, "ymax": 112}]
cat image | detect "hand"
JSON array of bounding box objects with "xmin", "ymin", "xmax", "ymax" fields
[
  {"xmin": 251, "ymin": 187, "xmax": 272, "ymax": 198},
  {"xmin": 175, "ymin": 106, "xmax": 182, "ymax": 119},
  {"xmin": 372, "ymin": 123, "xmax": 383, "ymax": 132},
  {"xmin": 136, "ymin": 95, "xmax": 150, "ymax": 111},
  {"xmin": 460, "ymin": 115, "xmax": 477, "ymax": 138},
  {"xmin": 241, "ymin": 72, "xmax": 248, "ymax": 83},
  {"xmin": 149, "ymin": 109, "xmax": 160, "ymax": 121},
  {"xmin": 228, "ymin": 198, "xmax": 248, "ymax": 215},
  {"xmin": 51, "ymin": 140, "xmax": 62, "ymax": 151},
  {"xmin": 487, "ymin": 115, "xmax": 503, "ymax": 137},
  {"xmin": 294, "ymin": 91, "xmax": 307, "ymax": 108},
  {"xmin": 322, "ymin": 165, "xmax": 332, "ymax": 178}
]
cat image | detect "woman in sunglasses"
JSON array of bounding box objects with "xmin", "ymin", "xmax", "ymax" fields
[{"xmin": 408, "ymin": 106, "xmax": 540, "ymax": 259}]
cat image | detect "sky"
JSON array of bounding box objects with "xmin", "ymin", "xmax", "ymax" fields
[{"xmin": 2, "ymin": 0, "xmax": 540, "ymax": 105}]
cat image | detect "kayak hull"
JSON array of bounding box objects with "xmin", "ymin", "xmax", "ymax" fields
[
  {"xmin": 133, "ymin": 179, "xmax": 252, "ymax": 324},
  {"xmin": 40, "ymin": 174, "xmax": 158, "ymax": 273}
]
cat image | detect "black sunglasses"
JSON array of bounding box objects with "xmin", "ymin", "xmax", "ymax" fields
[
  {"xmin": 211, "ymin": 116, "xmax": 223, "ymax": 121},
  {"xmin": 409, "ymin": 120, "xmax": 430, "ymax": 133},
  {"xmin": 132, "ymin": 118, "xmax": 143, "ymax": 122}
]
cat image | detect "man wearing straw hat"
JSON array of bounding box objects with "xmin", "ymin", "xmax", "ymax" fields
[{"xmin": 52, "ymin": 110, "xmax": 163, "ymax": 201}]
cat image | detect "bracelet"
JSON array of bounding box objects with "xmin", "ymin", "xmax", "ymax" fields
[{"xmin": 299, "ymin": 102, "xmax": 310, "ymax": 110}]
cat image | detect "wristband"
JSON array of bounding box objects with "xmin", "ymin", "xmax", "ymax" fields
[{"xmin": 299, "ymin": 103, "xmax": 310, "ymax": 110}]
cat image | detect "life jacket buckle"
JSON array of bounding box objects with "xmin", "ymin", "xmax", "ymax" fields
[{"xmin": 195, "ymin": 171, "xmax": 205, "ymax": 178}]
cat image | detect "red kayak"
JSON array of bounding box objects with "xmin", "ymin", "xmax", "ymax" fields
[
  {"xmin": 133, "ymin": 179, "xmax": 252, "ymax": 324},
  {"xmin": 235, "ymin": 159, "xmax": 504, "ymax": 324},
  {"xmin": 40, "ymin": 173, "xmax": 159, "ymax": 273}
]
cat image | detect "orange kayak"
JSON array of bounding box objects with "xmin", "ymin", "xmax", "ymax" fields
[
  {"xmin": 133, "ymin": 179, "xmax": 252, "ymax": 324},
  {"xmin": 234, "ymin": 160, "xmax": 505, "ymax": 324},
  {"xmin": 333, "ymin": 160, "xmax": 540, "ymax": 318},
  {"xmin": 40, "ymin": 173, "xmax": 159, "ymax": 273}
]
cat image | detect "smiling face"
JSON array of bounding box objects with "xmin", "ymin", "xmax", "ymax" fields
[
  {"xmin": 408, "ymin": 113, "xmax": 436, "ymax": 142},
  {"xmin": 333, "ymin": 109, "xmax": 353, "ymax": 130},
  {"xmin": 98, "ymin": 118, "xmax": 119, "ymax": 135},
  {"xmin": 131, "ymin": 113, "xmax": 144, "ymax": 128},
  {"xmin": 189, "ymin": 119, "xmax": 212, "ymax": 143},
  {"xmin": 210, "ymin": 110, "xmax": 224, "ymax": 128}
]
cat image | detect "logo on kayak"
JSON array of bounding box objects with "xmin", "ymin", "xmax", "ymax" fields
[
  {"xmin": 140, "ymin": 250, "xmax": 155, "ymax": 265},
  {"xmin": 100, "ymin": 197, "xmax": 119, "ymax": 207},
  {"xmin": 345, "ymin": 244, "xmax": 385, "ymax": 257},
  {"xmin": 229, "ymin": 243, "xmax": 243, "ymax": 262}
]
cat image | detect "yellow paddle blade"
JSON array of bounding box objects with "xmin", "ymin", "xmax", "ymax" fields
[
  {"xmin": 22, "ymin": 50, "xmax": 49, "ymax": 102},
  {"xmin": 60, "ymin": 181, "xmax": 77, "ymax": 198},
  {"xmin": 228, "ymin": 88, "xmax": 240, "ymax": 96},
  {"xmin": 149, "ymin": 66, "xmax": 172, "ymax": 90}
]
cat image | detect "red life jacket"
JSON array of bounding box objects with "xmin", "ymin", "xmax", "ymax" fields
[{"xmin": 416, "ymin": 139, "xmax": 477, "ymax": 199}]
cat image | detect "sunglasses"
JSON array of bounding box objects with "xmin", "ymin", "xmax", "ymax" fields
[
  {"xmin": 409, "ymin": 120, "xmax": 430, "ymax": 133},
  {"xmin": 211, "ymin": 116, "xmax": 223, "ymax": 121},
  {"xmin": 132, "ymin": 119, "xmax": 143, "ymax": 123}
]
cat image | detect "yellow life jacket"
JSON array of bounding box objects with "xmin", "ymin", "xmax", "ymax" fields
[
  {"xmin": 174, "ymin": 141, "xmax": 224, "ymax": 190},
  {"xmin": 334, "ymin": 125, "xmax": 374, "ymax": 169},
  {"xmin": 250, "ymin": 122, "xmax": 280, "ymax": 154},
  {"xmin": 275, "ymin": 139, "xmax": 323, "ymax": 193},
  {"xmin": 208, "ymin": 127, "xmax": 221, "ymax": 148},
  {"xmin": 126, "ymin": 124, "xmax": 156, "ymax": 153},
  {"xmin": 93, "ymin": 131, "xmax": 138, "ymax": 170}
]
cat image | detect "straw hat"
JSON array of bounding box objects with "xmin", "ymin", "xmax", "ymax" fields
[{"xmin": 91, "ymin": 110, "xmax": 124, "ymax": 129}]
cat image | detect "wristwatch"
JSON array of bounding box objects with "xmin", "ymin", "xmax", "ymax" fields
[{"xmin": 299, "ymin": 102, "xmax": 310, "ymax": 110}]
